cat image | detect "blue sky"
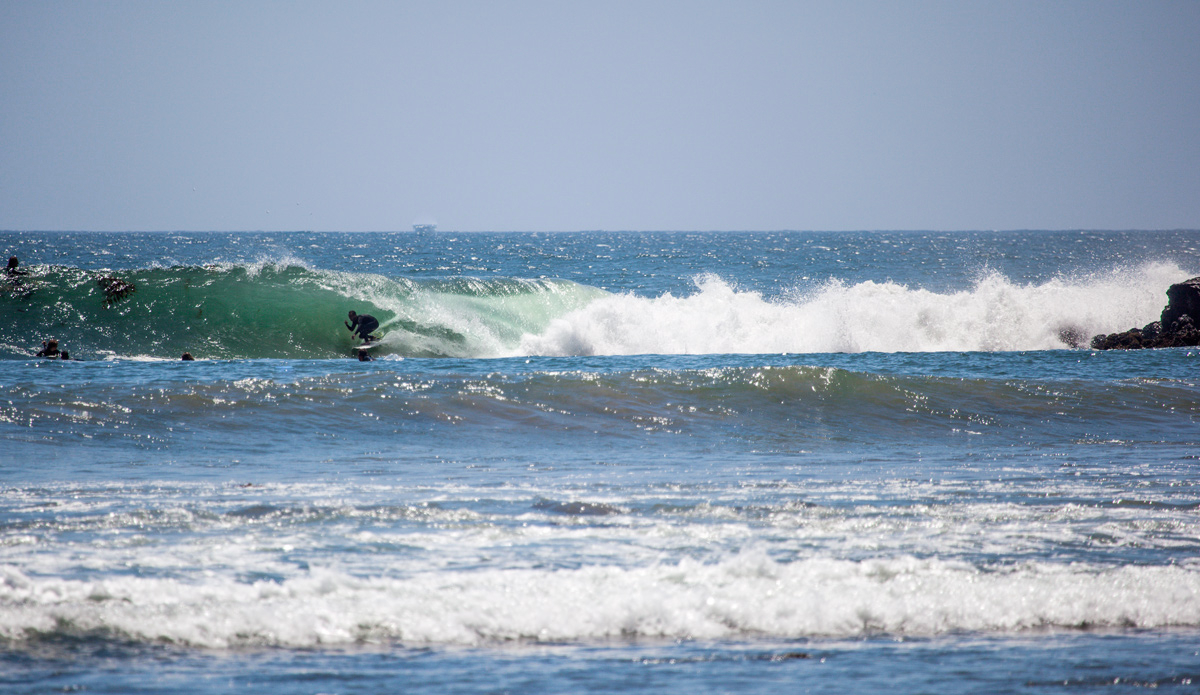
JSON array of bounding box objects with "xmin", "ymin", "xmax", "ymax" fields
[{"xmin": 2, "ymin": 0, "xmax": 1198, "ymax": 232}]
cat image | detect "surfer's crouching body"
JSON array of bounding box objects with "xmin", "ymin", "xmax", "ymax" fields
[{"xmin": 345, "ymin": 311, "xmax": 380, "ymax": 343}]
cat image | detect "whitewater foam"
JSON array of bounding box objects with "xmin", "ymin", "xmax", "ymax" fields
[
  {"xmin": 517, "ymin": 263, "xmax": 1188, "ymax": 356},
  {"xmin": 3, "ymin": 555, "xmax": 1197, "ymax": 648}
]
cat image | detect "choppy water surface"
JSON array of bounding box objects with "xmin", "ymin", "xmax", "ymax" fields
[{"xmin": 2, "ymin": 231, "xmax": 1199, "ymax": 693}]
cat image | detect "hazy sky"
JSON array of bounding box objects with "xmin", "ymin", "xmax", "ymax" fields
[{"xmin": 2, "ymin": 1, "xmax": 1198, "ymax": 232}]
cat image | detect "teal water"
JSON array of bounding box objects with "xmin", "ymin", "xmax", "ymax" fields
[{"xmin": 2, "ymin": 231, "xmax": 1199, "ymax": 693}]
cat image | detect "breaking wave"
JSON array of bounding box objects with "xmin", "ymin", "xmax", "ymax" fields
[
  {"xmin": 1, "ymin": 260, "xmax": 1189, "ymax": 359},
  {"xmin": 2, "ymin": 556, "xmax": 1197, "ymax": 648},
  {"xmin": 520, "ymin": 264, "xmax": 1188, "ymax": 355}
]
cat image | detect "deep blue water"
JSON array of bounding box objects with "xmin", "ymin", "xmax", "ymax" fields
[{"xmin": 2, "ymin": 230, "xmax": 1199, "ymax": 693}]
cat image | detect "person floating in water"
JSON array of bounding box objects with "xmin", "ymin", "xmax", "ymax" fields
[
  {"xmin": 36, "ymin": 339, "xmax": 60, "ymax": 358},
  {"xmin": 357, "ymin": 348, "xmax": 373, "ymax": 361},
  {"xmin": 345, "ymin": 310, "xmax": 380, "ymax": 343},
  {"xmin": 6, "ymin": 256, "xmax": 23, "ymax": 276}
]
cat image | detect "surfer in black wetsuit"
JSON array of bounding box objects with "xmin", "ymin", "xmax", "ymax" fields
[
  {"xmin": 6, "ymin": 256, "xmax": 30, "ymax": 295},
  {"xmin": 345, "ymin": 311, "xmax": 380, "ymax": 343},
  {"xmin": 36, "ymin": 339, "xmax": 60, "ymax": 358}
]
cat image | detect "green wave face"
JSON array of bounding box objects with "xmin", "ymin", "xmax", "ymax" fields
[{"xmin": 1, "ymin": 264, "xmax": 607, "ymax": 360}]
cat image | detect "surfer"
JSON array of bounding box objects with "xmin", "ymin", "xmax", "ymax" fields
[
  {"xmin": 97, "ymin": 275, "xmax": 136, "ymax": 307},
  {"xmin": 345, "ymin": 310, "xmax": 380, "ymax": 343},
  {"xmin": 36, "ymin": 339, "xmax": 60, "ymax": 358},
  {"xmin": 356, "ymin": 348, "xmax": 373, "ymax": 361},
  {"xmin": 5, "ymin": 256, "xmax": 30, "ymax": 296}
]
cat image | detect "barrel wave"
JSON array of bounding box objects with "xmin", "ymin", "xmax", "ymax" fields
[{"xmin": 1, "ymin": 263, "xmax": 605, "ymax": 360}]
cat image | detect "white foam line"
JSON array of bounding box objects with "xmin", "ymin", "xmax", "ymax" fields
[{"xmin": 3, "ymin": 555, "xmax": 1197, "ymax": 648}]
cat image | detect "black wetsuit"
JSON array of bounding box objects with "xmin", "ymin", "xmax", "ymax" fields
[{"xmin": 347, "ymin": 313, "xmax": 380, "ymax": 341}]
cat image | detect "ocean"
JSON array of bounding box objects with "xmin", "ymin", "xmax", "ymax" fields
[{"xmin": 2, "ymin": 230, "xmax": 1199, "ymax": 693}]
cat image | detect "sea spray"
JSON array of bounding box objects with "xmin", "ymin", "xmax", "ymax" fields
[{"xmin": 518, "ymin": 263, "xmax": 1184, "ymax": 355}]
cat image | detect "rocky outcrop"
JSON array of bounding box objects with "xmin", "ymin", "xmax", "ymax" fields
[
  {"xmin": 1091, "ymin": 276, "xmax": 1200, "ymax": 350},
  {"xmin": 1161, "ymin": 276, "xmax": 1200, "ymax": 328}
]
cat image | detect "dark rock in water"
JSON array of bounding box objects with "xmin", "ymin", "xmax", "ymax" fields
[
  {"xmin": 1158, "ymin": 315, "xmax": 1200, "ymax": 348},
  {"xmin": 1090, "ymin": 329, "xmax": 1141, "ymax": 351},
  {"xmin": 1057, "ymin": 326, "xmax": 1088, "ymax": 349},
  {"xmin": 1168, "ymin": 313, "xmax": 1195, "ymax": 334},
  {"xmin": 1091, "ymin": 277, "xmax": 1200, "ymax": 350},
  {"xmin": 1161, "ymin": 277, "xmax": 1200, "ymax": 328}
]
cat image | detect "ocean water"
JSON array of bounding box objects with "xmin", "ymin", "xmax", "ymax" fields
[{"xmin": 2, "ymin": 230, "xmax": 1199, "ymax": 693}]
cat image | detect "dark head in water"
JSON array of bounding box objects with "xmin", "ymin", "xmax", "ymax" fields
[
  {"xmin": 357, "ymin": 348, "xmax": 372, "ymax": 361},
  {"xmin": 181, "ymin": 352, "xmax": 195, "ymax": 361},
  {"xmin": 6, "ymin": 256, "xmax": 17, "ymax": 273},
  {"xmin": 36, "ymin": 339, "xmax": 59, "ymax": 358}
]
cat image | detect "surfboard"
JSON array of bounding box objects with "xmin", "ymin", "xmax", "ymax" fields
[{"xmin": 353, "ymin": 340, "xmax": 384, "ymax": 350}]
